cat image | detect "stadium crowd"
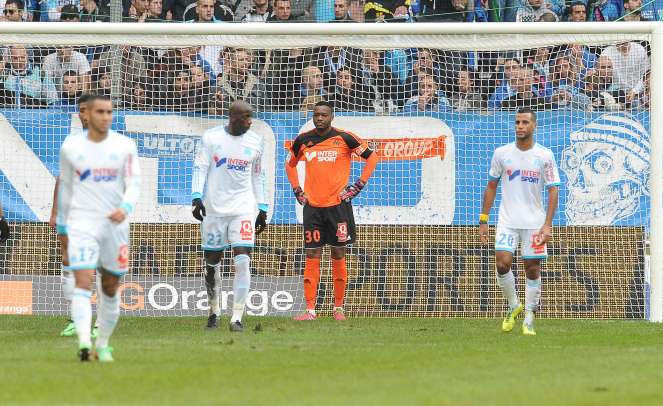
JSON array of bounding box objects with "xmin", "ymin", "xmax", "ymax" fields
[{"xmin": 0, "ymin": 0, "xmax": 655, "ymax": 113}]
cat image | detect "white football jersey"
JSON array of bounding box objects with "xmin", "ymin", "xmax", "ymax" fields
[
  {"xmin": 489, "ymin": 142, "xmax": 560, "ymax": 229},
  {"xmin": 55, "ymin": 129, "xmax": 87, "ymax": 227},
  {"xmin": 192, "ymin": 126, "xmax": 267, "ymax": 217},
  {"xmin": 59, "ymin": 130, "xmax": 141, "ymax": 225}
]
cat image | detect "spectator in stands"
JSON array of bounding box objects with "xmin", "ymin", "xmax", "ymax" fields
[
  {"xmin": 267, "ymin": 0, "xmax": 297, "ymax": 21},
  {"xmin": 164, "ymin": 68, "xmax": 194, "ymax": 110},
  {"xmin": 59, "ymin": 4, "xmax": 81, "ymax": 21},
  {"xmin": 449, "ymin": 69, "xmax": 482, "ymax": 111},
  {"xmin": 488, "ymin": 57, "xmax": 520, "ymax": 109},
  {"xmin": 549, "ymin": 55, "xmax": 592, "ymax": 109},
  {"xmin": 181, "ymin": 0, "xmax": 233, "ymax": 21},
  {"xmin": 331, "ymin": 0, "xmax": 352, "ymax": 21},
  {"xmin": 91, "ymin": 67, "xmax": 111, "ymax": 96},
  {"xmin": 360, "ymin": 49, "xmax": 398, "ymax": 113},
  {"xmin": 566, "ymin": 1, "xmax": 587, "ymax": 21},
  {"xmin": 125, "ymin": 82, "xmax": 149, "ymax": 110},
  {"xmin": 632, "ymin": 70, "xmax": 649, "ymax": 110},
  {"xmin": 42, "ymin": 47, "xmax": 91, "ymax": 91},
  {"xmin": 364, "ymin": 0, "xmax": 398, "ymax": 22},
  {"xmin": 515, "ymin": 0, "xmax": 559, "ymax": 22},
  {"xmin": 217, "ymin": 48, "xmax": 264, "ymax": 109},
  {"xmin": 39, "ymin": 0, "xmax": 81, "ymax": 22},
  {"xmin": 262, "ymin": 48, "xmax": 304, "ymax": 110},
  {"xmin": 307, "ymin": 46, "xmax": 363, "ymax": 91},
  {"xmin": 296, "ymin": 65, "xmax": 327, "ymax": 108},
  {"xmin": 132, "ymin": 0, "xmax": 169, "ymax": 21},
  {"xmin": 80, "ymin": 0, "xmax": 111, "ymax": 22},
  {"xmin": 403, "ymin": 72, "xmax": 451, "ymax": 112},
  {"xmin": 1, "ymin": 0, "xmax": 25, "ymax": 22},
  {"xmin": 623, "ymin": 0, "xmax": 650, "ymax": 21},
  {"xmin": 0, "ymin": 46, "xmax": 58, "ymax": 106},
  {"xmin": 94, "ymin": 45, "xmax": 147, "ymax": 100},
  {"xmin": 600, "ymin": 41, "xmax": 650, "ymax": 105},
  {"xmin": 500, "ymin": 67, "xmax": 548, "ymax": 109},
  {"xmin": 403, "ymin": 49, "xmax": 440, "ymax": 104},
  {"xmin": 241, "ymin": 0, "xmax": 271, "ymax": 21},
  {"xmin": 188, "ymin": 64, "xmax": 213, "ymax": 111},
  {"xmin": 329, "ymin": 68, "xmax": 371, "ymax": 111},
  {"xmin": 418, "ymin": 0, "xmax": 470, "ymax": 22},
  {"xmin": 588, "ymin": 0, "xmax": 622, "ymax": 21},
  {"xmin": 208, "ymin": 81, "xmax": 227, "ymax": 115},
  {"xmin": 58, "ymin": 70, "xmax": 81, "ymax": 107}
]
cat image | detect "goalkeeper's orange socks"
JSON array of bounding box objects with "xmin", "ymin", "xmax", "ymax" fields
[
  {"xmin": 332, "ymin": 258, "xmax": 347, "ymax": 308},
  {"xmin": 303, "ymin": 257, "xmax": 321, "ymax": 312}
]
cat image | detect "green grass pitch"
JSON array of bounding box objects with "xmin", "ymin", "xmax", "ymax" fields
[{"xmin": 1, "ymin": 316, "xmax": 663, "ymax": 405}]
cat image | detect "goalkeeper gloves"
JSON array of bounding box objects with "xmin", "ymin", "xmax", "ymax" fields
[
  {"xmin": 293, "ymin": 186, "xmax": 308, "ymax": 206},
  {"xmin": 340, "ymin": 179, "xmax": 366, "ymax": 203},
  {"xmin": 191, "ymin": 198, "xmax": 206, "ymax": 222},
  {"xmin": 255, "ymin": 210, "xmax": 267, "ymax": 236},
  {"xmin": 0, "ymin": 216, "xmax": 9, "ymax": 244}
]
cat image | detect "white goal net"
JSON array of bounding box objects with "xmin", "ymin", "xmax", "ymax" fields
[{"xmin": 0, "ymin": 23, "xmax": 659, "ymax": 319}]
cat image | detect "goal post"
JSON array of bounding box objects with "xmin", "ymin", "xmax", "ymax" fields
[{"xmin": 0, "ymin": 21, "xmax": 660, "ymax": 321}]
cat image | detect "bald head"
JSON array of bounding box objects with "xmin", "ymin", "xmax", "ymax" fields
[
  {"xmin": 229, "ymin": 100, "xmax": 252, "ymax": 115},
  {"xmin": 228, "ymin": 100, "xmax": 253, "ymax": 136}
]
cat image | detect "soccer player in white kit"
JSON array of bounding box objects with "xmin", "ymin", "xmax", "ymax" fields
[
  {"xmin": 479, "ymin": 108, "xmax": 560, "ymax": 336},
  {"xmin": 191, "ymin": 101, "xmax": 268, "ymax": 332},
  {"xmin": 59, "ymin": 94, "xmax": 141, "ymax": 361},
  {"xmin": 50, "ymin": 93, "xmax": 100, "ymax": 338}
]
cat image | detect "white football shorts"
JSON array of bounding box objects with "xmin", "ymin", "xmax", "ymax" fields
[
  {"xmin": 67, "ymin": 219, "xmax": 130, "ymax": 276},
  {"xmin": 201, "ymin": 214, "xmax": 255, "ymax": 251},
  {"xmin": 494, "ymin": 224, "xmax": 547, "ymax": 260}
]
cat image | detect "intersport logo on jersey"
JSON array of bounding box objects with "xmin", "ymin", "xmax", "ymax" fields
[
  {"xmin": 76, "ymin": 168, "xmax": 119, "ymax": 182},
  {"xmin": 304, "ymin": 150, "xmax": 338, "ymax": 162}
]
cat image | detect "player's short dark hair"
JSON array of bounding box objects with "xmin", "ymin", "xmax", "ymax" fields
[
  {"xmin": 86, "ymin": 93, "xmax": 112, "ymax": 106},
  {"xmin": 314, "ymin": 100, "xmax": 333, "ymax": 111},
  {"xmin": 516, "ymin": 107, "xmax": 536, "ymax": 122},
  {"xmin": 77, "ymin": 93, "xmax": 94, "ymax": 106}
]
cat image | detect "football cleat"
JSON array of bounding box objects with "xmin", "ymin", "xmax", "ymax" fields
[
  {"xmin": 206, "ymin": 314, "xmax": 219, "ymax": 330},
  {"xmin": 79, "ymin": 346, "xmax": 92, "ymax": 362},
  {"xmin": 333, "ymin": 308, "xmax": 346, "ymax": 321},
  {"xmin": 229, "ymin": 321, "xmax": 244, "ymax": 332},
  {"xmin": 501, "ymin": 303, "xmax": 524, "ymax": 332},
  {"xmin": 61, "ymin": 320, "xmax": 76, "ymax": 337},
  {"xmin": 95, "ymin": 346, "xmax": 114, "ymax": 363},
  {"xmin": 522, "ymin": 322, "xmax": 537, "ymax": 336},
  {"xmin": 293, "ymin": 311, "xmax": 317, "ymax": 321}
]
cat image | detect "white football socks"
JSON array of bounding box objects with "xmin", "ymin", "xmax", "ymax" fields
[
  {"xmin": 496, "ymin": 271, "xmax": 519, "ymax": 309},
  {"xmin": 61, "ymin": 268, "xmax": 75, "ymax": 302},
  {"xmin": 71, "ymin": 288, "xmax": 92, "ymax": 348},
  {"xmin": 96, "ymin": 291, "xmax": 120, "ymax": 349},
  {"xmin": 231, "ymin": 254, "xmax": 251, "ymax": 323},
  {"xmin": 524, "ymin": 277, "xmax": 542, "ymax": 325}
]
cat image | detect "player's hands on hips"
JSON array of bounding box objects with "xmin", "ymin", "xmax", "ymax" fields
[
  {"xmin": 479, "ymin": 223, "xmax": 489, "ymax": 245},
  {"xmin": 255, "ymin": 210, "xmax": 267, "ymax": 235},
  {"xmin": 537, "ymin": 224, "xmax": 552, "ymax": 245},
  {"xmin": 293, "ymin": 187, "xmax": 308, "ymax": 206},
  {"xmin": 340, "ymin": 179, "xmax": 366, "ymax": 203},
  {"xmin": 0, "ymin": 216, "xmax": 10, "ymax": 243},
  {"xmin": 192, "ymin": 198, "xmax": 206, "ymax": 222},
  {"xmin": 108, "ymin": 208, "xmax": 127, "ymax": 224}
]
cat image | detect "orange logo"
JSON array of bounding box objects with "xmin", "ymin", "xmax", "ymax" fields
[{"xmin": 0, "ymin": 281, "xmax": 33, "ymax": 315}]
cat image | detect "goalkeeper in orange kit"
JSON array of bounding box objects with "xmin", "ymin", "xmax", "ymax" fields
[{"xmin": 285, "ymin": 101, "xmax": 378, "ymax": 320}]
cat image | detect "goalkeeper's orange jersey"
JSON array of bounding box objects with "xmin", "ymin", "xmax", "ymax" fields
[{"xmin": 289, "ymin": 127, "xmax": 373, "ymax": 208}]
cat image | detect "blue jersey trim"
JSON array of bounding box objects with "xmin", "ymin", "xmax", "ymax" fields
[
  {"xmin": 522, "ymin": 255, "xmax": 547, "ymax": 260},
  {"xmin": 69, "ymin": 264, "xmax": 98, "ymax": 271},
  {"xmin": 230, "ymin": 243, "xmax": 255, "ymax": 248},
  {"xmin": 120, "ymin": 202, "xmax": 134, "ymax": 215},
  {"xmin": 488, "ymin": 175, "xmax": 500, "ymax": 182},
  {"xmin": 191, "ymin": 192, "xmax": 203, "ymax": 200},
  {"xmin": 495, "ymin": 247, "xmax": 515, "ymax": 253},
  {"xmin": 99, "ymin": 268, "xmax": 129, "ymax": 277},
  {"xmin": 546, "ymin": 182, "xmax": 560, "ymax": 188},
  {"xmin": 56, "ymin": 224, "xmax": 68, "ymax": 235},
  {"xmin": 257, "ymin": 203, "xmax": 269, "ymax": 212}
]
